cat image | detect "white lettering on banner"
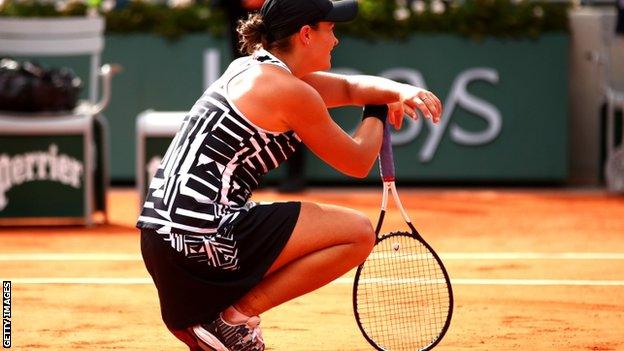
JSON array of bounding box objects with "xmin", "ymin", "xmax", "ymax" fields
[
  {"xmin": 0, "ymin": 144, "xmax": 84, "ymax": 211},
  {"xmin": 413, "ymin": 67, "xmax": 501, "ymax": 162}
]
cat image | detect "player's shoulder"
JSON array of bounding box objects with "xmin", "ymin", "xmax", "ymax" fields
[
  {"xmin": 256, "ymin": 65, "xmax": 301, "ymax": 87},
  {"xmin": 256, "ymin": 65, "xmax": 321, "ymax": 102}
]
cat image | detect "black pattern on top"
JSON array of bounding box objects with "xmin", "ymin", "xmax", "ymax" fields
[{"xmin": 137, "ymin": 50, "xmax": 301, "ymax": 270}]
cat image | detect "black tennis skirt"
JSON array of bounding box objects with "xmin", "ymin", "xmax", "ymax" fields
[{"xmin": 140, "ymin": 201, "xmax": 301, "ymax": 330}]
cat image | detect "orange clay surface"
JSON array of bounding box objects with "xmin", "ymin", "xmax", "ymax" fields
[{"xmin": 1, "ymin": 187, "xmax": 623, "ymax": 350}]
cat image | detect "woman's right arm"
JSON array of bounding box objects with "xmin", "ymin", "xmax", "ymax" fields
[
  {"xmin": 275, "ymin": 79, "xmax": 384, "ymax": 178},
  {"xmin": 301, "ymin": 71, "xmax": 442, "ymax": 125}
]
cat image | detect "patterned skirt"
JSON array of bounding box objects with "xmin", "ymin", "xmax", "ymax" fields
[{"xmin": 140, "ymin": 201, "xmax": 301, "ymax": 330}]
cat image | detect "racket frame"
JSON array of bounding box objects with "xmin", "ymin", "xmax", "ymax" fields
[
  {"xmin": 353, "ymin": 180, "xmax": 454, "ymax": 351},
  {"xmin": 352, "ymin": 116, "xmax": 453, "ymax": 350}
]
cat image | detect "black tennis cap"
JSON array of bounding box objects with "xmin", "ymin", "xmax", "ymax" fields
[{"xmin": 261, "ymin": 0, "xmax": 358, "ymax": 41}]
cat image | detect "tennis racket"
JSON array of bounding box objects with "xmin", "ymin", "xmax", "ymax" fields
[{"xmin": 352, "ymin": 121, "xmax": 453, "ymax": 351}]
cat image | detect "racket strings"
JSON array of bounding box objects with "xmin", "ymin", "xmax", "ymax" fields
[{"xmin": 356, "ymin": 233, "xmax": 450, "ymax": 351}]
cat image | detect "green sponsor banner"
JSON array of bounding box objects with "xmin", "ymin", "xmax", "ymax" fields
[
  {"xmin": 128, "ymin": 34, "xmax": 567, "ymax": 183},
  {"xmin": 315, "ymin": 34, "xmax": 569, "ymax": 182},
  {"xmin": 16, "ymin": 34, "xmax": 568, "ymax": 183},
  {"xmin": 0, "ymin": 136, "xmax": 85, "ymax": 218}
]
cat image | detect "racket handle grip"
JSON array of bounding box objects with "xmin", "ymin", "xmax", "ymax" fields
[{"xmin": 379, "ymin": 121, "xmax": 396, "ymax": 181}]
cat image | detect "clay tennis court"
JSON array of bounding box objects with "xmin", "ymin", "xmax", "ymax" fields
[{"xmin": 1, "ymin": 187, "xmax": 623, "ymax": 350}]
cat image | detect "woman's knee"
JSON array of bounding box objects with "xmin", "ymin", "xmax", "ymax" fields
[{"xmin": 349, "ymin": 211, "xmax": 376, "ymax": 252}]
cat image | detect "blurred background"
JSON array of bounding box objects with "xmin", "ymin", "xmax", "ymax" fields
[{"xmin": 0, "ymin": 0, "xmax": 622, "ymax": 222}]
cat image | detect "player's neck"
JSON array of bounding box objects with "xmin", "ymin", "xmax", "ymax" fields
[{"xmin": 268, "ymin": 49, "xmax": 314, "ymax": 78}]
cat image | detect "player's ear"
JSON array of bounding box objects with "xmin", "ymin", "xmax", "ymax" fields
[{"xmin": 297, "ymin": 25, "xmax": 313, "ymax": 46}]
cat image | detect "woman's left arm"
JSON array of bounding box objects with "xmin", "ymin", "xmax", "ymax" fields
[{"xmin": 301, "ymin": 71, "xmax": 442, "ymax": 124}]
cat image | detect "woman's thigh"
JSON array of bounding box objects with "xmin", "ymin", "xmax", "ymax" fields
[{"xmin": 265, "ymin": 201, "xmax": 375, "ymax": 275}]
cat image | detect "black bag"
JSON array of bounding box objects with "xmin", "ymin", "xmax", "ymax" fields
[{"xmin": 0, "ymin": 58, "xmax": 83, "ymax": 113}]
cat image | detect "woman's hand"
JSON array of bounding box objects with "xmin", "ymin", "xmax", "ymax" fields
[
  {"xmin": 387, "ymin": 86, "xmax": 443, "ymax": 130},
  {"xmin": 387, "ymin": 101, "xmax": 406, "ymax": 130}
]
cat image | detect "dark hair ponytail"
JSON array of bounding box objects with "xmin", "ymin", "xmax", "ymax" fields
[
  {"xmin": 236, "ymin": 13, "xmax": 296, "ymax": 55},
  {"xmin": 236, "ymin": 13, "xmax": 266, "ymax": 55}
]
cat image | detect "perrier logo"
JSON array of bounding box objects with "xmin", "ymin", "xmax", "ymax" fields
[{"xmin": 0, "ymin": 144, "xmax": 84, "ymax": 211}]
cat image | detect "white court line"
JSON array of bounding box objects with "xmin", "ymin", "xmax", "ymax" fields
[
  {"xmin": 4, "ymin": 277, "xmax": 624, "ymax": 286},
  {"xmin": 440, "ymin": 252, "xmax": 624, "ymax": 260},
  {"xmin": 2, "ymin": 252, "xmax": 624, "ymax": 261},
  {"xmin": 0, "ymin": 253, "xmax": 141, "ymax": 261},
  {"xmin": 336, "ymin": 278, "xmax": 624, "ymax": 286},
  {"xmin": 451, "ymin": 279, "xmax": 624, "ymax": 286},
  {"xmin": 7, "ymin": 278, "xmax": 152, "ymax": 285}
]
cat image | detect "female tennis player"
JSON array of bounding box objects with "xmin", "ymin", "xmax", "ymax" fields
[{"xmin": 137, "ymin": 0, "xmax": 442, "ymax": 350}]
